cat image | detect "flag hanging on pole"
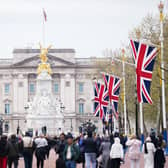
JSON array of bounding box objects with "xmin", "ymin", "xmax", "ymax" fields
[
  {"xmin": 103, "ymin": 73, "xmax": 121, "ymax": 120},
  {"xmin": 93, "ymin": 82, "xmax": 109, "ymax": 120},
  {"xmin": 43, "ymin": 8, "xmax": 47, "ymax": 22},
  {"xmin": 130, "ymin": 40, "xmax": 158, "ymax": 104}
]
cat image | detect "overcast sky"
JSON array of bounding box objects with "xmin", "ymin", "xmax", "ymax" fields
[{"xmin": 0, "ymin": 0, "xmax": 167, "ymax": 58}]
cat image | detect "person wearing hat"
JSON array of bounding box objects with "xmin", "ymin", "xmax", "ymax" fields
[
  {"xmin": 143, "ymin": 136, "xmax": 156, "ymax": 168},
  {"xmin": 63, "ymin": 133, "xmax": 80, "ymax": 168}
]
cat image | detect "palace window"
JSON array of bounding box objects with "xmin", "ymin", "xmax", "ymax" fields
[
  {"xmin": 5, "ymin": 84, "xmax": 10, "ymax": 94},
  {"xmin": 79, "ymin": 103, "xmax": 84, "ymax": 114},
  {"xmin": 4, "ymin": 122, "xmax": 9, "ymax": 133},
  {"xmin": 79, "ymin": 83, "xmax": 84, "ymax": 93},
  {"xmin": 5, "ymin": 103, "xmax": 10, "ymax": 114},
  {"xmin": 54, "ymin": 83, "xmax": 59, "ymax": 93},
  {"xmin": 29, "ymin": 83, "xmax": 35, "ymax": 93}
]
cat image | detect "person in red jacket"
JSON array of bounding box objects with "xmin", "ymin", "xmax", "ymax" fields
[{"xmin": 0, "ymin": 135, "xmax": 9, "ymax": 168}]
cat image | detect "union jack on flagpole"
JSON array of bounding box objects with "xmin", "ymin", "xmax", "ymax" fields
[
  {"xmin": 93, "ymin": 82, "xmax": 109, "ymax": 120},
  {"xmin": 103, "ymin": 73, "xmax": 121, "ymax": 120},
  {"xmin": 130, "ymin": 40, "xmax": 158, "ymax": 104}
]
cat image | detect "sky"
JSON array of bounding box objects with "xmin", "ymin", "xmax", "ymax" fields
[{"xmin": 0, "ymin": 0, "xmax": 167, "ymax": 58}]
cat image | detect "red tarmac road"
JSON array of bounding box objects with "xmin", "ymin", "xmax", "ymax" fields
[{"xmin": 18, "ymin": 150, "xmax": 168, "ymax": 168}]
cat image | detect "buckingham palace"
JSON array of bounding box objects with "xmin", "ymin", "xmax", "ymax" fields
[{"xmin": 0, "ymin": 47, "xmax": 104, "ymax": 135}]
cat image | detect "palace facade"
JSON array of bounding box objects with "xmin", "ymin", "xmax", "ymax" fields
[{"xmin": 0, "ymin": 48, "xmax": 103, "ymax": 135}]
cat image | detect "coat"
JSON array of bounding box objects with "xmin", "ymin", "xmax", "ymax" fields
[
  {"xmin": 0, "ymin": 138, "xmax": 9, "ymax": 157},
  {"xmin": 63, "ymin": 144, "xmax": 80, "ymax": 161},
  {"xmin": 126, "ymin": 139, "xmax": 141, "ymax": 160},
  {"xmin": 110, "ymin": 138, "xmax": 123, "ymax": 159},
  {"xmin": 8, "ymin": 140, "xmax": 20, "ymax": 160},
  {"xmin": 143, "ymin": 142, "xmax": 156, "ymax": 168},
  {"xmin": 154, "ymin": 148, "xmax": 165, "ymax": 168},
  {"xmin": 99, "ymin": 140, "xmax": 111, "ymax": 168}
]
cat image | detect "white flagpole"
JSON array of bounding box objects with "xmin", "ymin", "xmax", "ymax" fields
[
  {"xmin": 42, "ymin": 9, "xmax": 46, "ymax": 47},
  {"xmin": 136, "ymin": 29, "xmax": 144, "ymax": 143},
  {"xmin": 158, "ymin": 1, "xmax": 167, "ymax": 143},
  {"xmin": 140, "ymin": 102, "xmax": 144, "ymax": 141},
  {"xmin": 122, "ymin": 49, "xmax": 127, "ymax": 135}
]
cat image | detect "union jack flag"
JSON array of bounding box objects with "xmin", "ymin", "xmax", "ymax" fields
[
  {"xmin": 130, "ymin": 40, "xmax": 158, "ymax": 104},
  {"xmin": 94, "ymin": 82, "xmax": 109, "ymax": 120},
  {"xmin": 103, "ymin": 74, "xmax": 121, "ymax": 120}
]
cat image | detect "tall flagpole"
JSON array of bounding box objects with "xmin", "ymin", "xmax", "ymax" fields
[
  {"xmin": 122, "ymin": 49, "xmax": 127, "ymax": 135},
  {"xmin": 158, "ymin": 1, "xmax": 167, "ymax": 143},
  {"xmin": 42, "ymin": 8, "xmax": 47, "ymax": 47},
  {"xmin": 136, "ymin": 29, "xmax": 144, "ymax": 143},
  {"xmin": 43, "ymin": 15, "xmax": 45, "ymax": 47},
  {"xmin": 140, "ymin": 102, "xmax": 144, "ymax": 143}
]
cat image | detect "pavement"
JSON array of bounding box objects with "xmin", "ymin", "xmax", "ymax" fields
[{"xmin": 17, "ymin": 149, "xmax": 168, "ymax": 168}]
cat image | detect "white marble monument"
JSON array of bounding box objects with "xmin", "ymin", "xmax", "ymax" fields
[{"xmin": 26, "ymin": 46, "xmax": 64, "ymax": 135}]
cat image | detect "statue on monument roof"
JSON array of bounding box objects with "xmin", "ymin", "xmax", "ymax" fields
[{"xmin": 37, "ymin": 43, "xmax": 52, "ymax": 75}]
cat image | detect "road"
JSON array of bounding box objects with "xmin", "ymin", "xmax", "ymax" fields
[{"xmin": 17, "ymin": 150, "xmax": 168, "ymax": 168}]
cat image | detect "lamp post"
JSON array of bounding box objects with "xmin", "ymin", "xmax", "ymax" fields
[
  {"xmin": 0, "ymin": 117, "xmax": 4, "ymax": 136},
  {"xmin": 17, "ymin": 119, "xmax": 20, "ymax": 135},
  {"xmin": 158, "ymin": 1, "xmax": 167, "ymax": 143}
]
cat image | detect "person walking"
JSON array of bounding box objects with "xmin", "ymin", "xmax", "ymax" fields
[
  {"xmin": 143, "ymin": 137, "xmax": 156, "ymax": 168},
  {"xmin": 0, "ymin": 135, "xmax": 9, "ymax": 168},
  {"xmin": 22, "ymin": 132, "xmax": 35, "ymax": 168},
  {"xmin": 126, "ymin": 135, "xmax": 141, "ymax": 168},
  {"xmin": 99, "ymin": 136, "xmax": 111, "ymax": 168},
  {"xmin": 8, "ymin": 134, "xmax": 20, "ymax": 168},
  {"xmin": 110, "ymin": 137, "xmax": 123, "ymax": 168},
  {"xmin": 63, "ymin": 133, "xmax": 80, "ymax": 168},
  {"xmin": 78, "ymin": 134, "xmax": 85, "ymax": 168},
  {"xmin": 55, "ymin": 133, "xmax": 66, "ymax": 168},
  {"xmin": 83, "ymin": 131, "xmax": 97, "ymax": 168},
  {"xmin": 154, "ymin": 141, "xmax": 166, "ymax": 168},
  {"xmin": 34, "ymin": 134, "xmax": 48, "ymax": 168}
]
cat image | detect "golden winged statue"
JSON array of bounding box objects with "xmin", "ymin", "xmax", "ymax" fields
[{"xmin": 37, "ymin": 43, "xmax": 52, "ymax": 75}]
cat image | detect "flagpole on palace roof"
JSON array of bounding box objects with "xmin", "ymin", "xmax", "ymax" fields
[
  {"xmin": 158, "ymin": 1, "xmax": 167, "ymax": 143},
  {"xmin": 122, "ymin": 49, "xmax": 127, "ymax": 135},
  {"xmin": 42, "ymin": 8, "xmax": 47, "ymax": 47}
]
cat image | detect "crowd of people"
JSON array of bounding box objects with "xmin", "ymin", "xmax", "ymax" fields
[{"xmin": 0, "ymin": 130, "xmax": 167, "ymax": 168}]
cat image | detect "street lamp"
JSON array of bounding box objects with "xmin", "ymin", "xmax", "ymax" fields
[
  {"xmin": 158, "ymin": 1, "xmax": 167, "ymax": 143},
  {"xmin": 0, "ymin": 117, "xmax": 4, "ymax": 136},
  {"xmin": 70, "ymin": 118, "xmax": 73, "ymax": 132}
]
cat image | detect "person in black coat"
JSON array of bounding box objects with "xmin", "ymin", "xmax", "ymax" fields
[
  {"xmin": 8, "ymin": 134, "xmax": 20, "ymax": 168},
  {"xmin": 0, "ymin": 135, "xmax": 9, "ymax": 168},
  {"xmin": 55, "ymin": 133, "xmax": 66, "ymax": 168},
  {"xmin": 83, "ymin": 131, "xmax": 98, "ymax": 168},
  {"xmin": 154, "ymin": 142, "xmax": 166, "ymax": 168}
]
